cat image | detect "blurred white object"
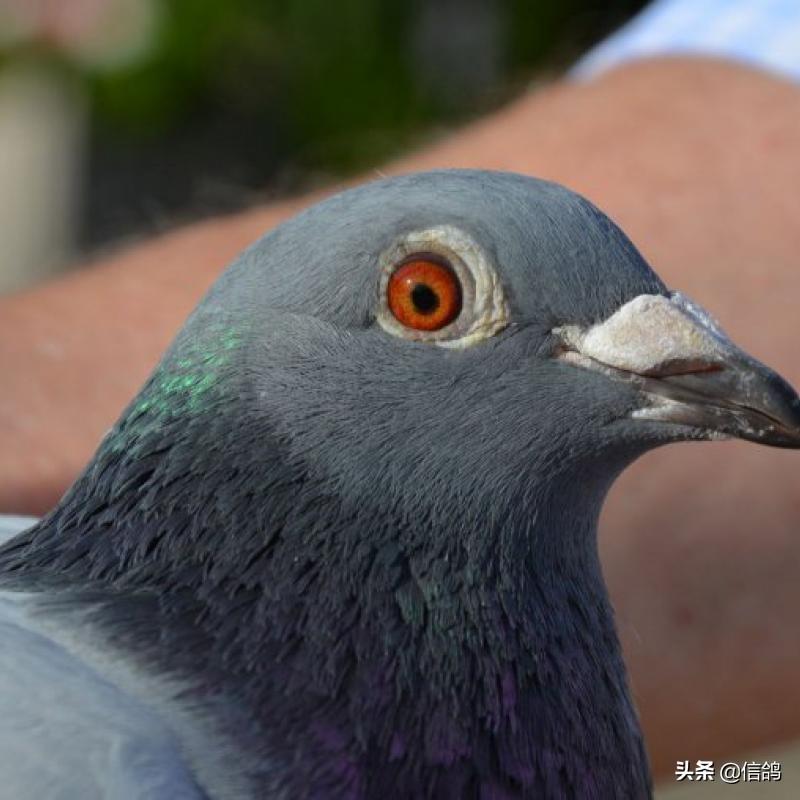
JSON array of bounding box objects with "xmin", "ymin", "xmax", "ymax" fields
[
  {"xmin": 0, "ymin": 66, "xmax": 86, "ymax": 293},
  {"xmin": 574, "ymin": 0, "xmax": 800, "ymax": 83},
  {"xmin": 0, "ymin": 0, "xmax": 160, "ymax": 292}
]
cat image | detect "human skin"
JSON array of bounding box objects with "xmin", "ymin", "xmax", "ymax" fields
[{"xmin": 1, "ymin": 58, "xmax": 799, "ymax": 778}]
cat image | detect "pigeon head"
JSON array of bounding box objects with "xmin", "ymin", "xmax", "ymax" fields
[
  {"xmin": 197, "ymin": 170, "xmax": 669, "ymax": 527},
  {"xmin": 128, "ymin": 169, "xmax": 797, "ymax": 518},
  {"xmin": 4, "ymin": 170, "xmax": 799, "ymax": 798}
]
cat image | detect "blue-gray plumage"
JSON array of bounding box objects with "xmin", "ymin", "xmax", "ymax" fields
[{"xmin": 1, "ymin": 170, "xmax": 799, "ymax": 799}]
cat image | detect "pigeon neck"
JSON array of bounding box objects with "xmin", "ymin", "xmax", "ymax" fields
[{"xmin": 0, "ymin": 380, "xmax": 651, "ymax": 797}]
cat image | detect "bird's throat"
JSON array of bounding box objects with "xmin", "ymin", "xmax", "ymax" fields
[{"xmin": 0, "ymin": 400, "xmax": 651, "ymax": 798}]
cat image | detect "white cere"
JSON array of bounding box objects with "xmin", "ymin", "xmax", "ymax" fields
[{"xmin": 553, "ymin": 293, "xmax": 736, "ymax": 375}]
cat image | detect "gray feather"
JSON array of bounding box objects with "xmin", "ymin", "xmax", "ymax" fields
[{"xmin": 0, "ymin": 590, "xmax": 208, "ymax": 799}]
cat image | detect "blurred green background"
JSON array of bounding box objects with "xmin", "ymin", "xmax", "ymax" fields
[{"xmin": 0, "ymin": 0, "xmax": 645, "ymax": 264}]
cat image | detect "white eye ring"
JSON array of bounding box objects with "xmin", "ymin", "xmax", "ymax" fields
[{"xmin": 376, "ymin": 225, "xmax": 509, "ymax": 348}]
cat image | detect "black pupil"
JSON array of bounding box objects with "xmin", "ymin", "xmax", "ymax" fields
[{"xmin": 411, "ymin": 282, "xmax": 439, "ymax": 314}]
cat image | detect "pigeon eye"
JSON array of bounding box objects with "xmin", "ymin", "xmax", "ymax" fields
[
  {"xmin": 387, "ymin": 256, "xmax": 462, "ymax": 331},
  {"xmin": 376, "ymin": 225, "xmax": 509, "ymax": 348}
]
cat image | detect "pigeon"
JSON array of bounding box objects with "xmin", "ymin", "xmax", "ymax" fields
[{"xmin": 1, "ymin": 170, "xmax": 799, "ymax": 800}]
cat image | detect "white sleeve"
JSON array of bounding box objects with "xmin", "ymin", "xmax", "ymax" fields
[
  {"xmin": 572, "ymin": 0, "xmax": 800, "ymax": 84},
  {"xmin": 0, "ymin": 515, "xmax": 38, "ymax": 546}
]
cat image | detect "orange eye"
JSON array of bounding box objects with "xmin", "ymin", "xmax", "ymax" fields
[{"xmin": 387, "ymin": 257, "xmax": 462, "ymax": 331}]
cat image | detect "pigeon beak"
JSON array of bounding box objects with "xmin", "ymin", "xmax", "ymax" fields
[{"xmin": 554, "ymin": 292, "xmax": 800, "ymax": 448}]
